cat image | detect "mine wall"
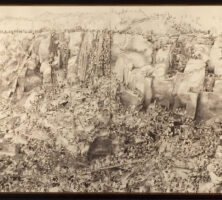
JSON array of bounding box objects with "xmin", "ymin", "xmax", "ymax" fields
[{"xmin": 0, "ymin": 30, "xmax": 222, "ymax": 121}]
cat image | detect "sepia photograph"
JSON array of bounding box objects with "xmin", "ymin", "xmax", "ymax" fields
[{"xmin": 0, "ymin": 5, "xmax": 222, "ymax": 193}]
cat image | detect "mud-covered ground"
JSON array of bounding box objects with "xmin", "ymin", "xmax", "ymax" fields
[{"xmin": 0, "ymin": 74, "xmax": 221, "ymax": 193}]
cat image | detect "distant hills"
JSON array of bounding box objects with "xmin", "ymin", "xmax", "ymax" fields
[{"xmin": 0, "ymin": 9, "xmax": 219, "ymax": 36}]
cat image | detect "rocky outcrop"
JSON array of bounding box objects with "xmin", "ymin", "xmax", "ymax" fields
[
  {"xmin": 192, "ymin": 44, "xmax": 211, "ymax": 62},
  {"xmin": 38, "ymin": 34, "xmax": 52, "ymax": 64},
  {"xmin": 213, "ymin": 80, "xmax": 222, "ymax": 93},
  {"xmin": 196, "ymin": 92, "xmax": 222, "ymax": 120},
  {"xmin": 67, "ymin": 56, "xmax": 78, "ymax": 84},
  {"xmin": 125, "ymin": 35, "xmax": 153, "ymax": 53},
  {"xmin": 24, "ymin": 75, "xmax": 42, "ymax": 92},
  {"xmin": 114, "ymin": 55, "xmax": 131, "ymax": 82},
  {"xmin": 112, "ymin": 33, "xmax": 153, "ymax": 65},
  {"xmin": 123, "ymin": 51, "xmax": 149, "ymax": 69},
  {"xmin": 76, "ymin": 32, "xmax": 92, "ymax": 81},
  {"xmin": 113, "ymin": 33, "xmax": 222, "ymax": 120},
  {"xmin": 156, "ymin": 45, "xmax": 171, "ymax": 67},
  {"xmin": 1, "ymin": 29, "xmax": 222, "ymax": 121},
  {"xmin": 76, "ymin": 30, "xmax": 111, "ymax": 82},
  {"xmin": 153, "ymin": 78, "xmax": 174, "ymax": 109},
  {"xmin": 40, "ymin": 62, "xmax": 52, "ymax": 84},
  {"xmin": 209, "ymin": 37, "xmax": 222, "ymax": 75},
  {"xmin": 184, "ymin": 59, "xmax": 206, "ymax": 73},
  {"xmin": 173, "ymin": 92, "xmax": 198, "ymax": 119},
  {"xmin": 144, "ymin": 77, "xmax": 153, "ymax": 107},
  {"xmin": 68, "ymin": 32, "xmax": 82, "ymax": 57},
  {"xmin": 127, "ymin": 66, "xmax": 153, "ymax": 94},
  {"xmin": 173, "ymin": 69, "xmax": 205, "ymax": 94},
  {"xmin": 120, "ymin": 89, "xmax": 142, "ymax": 107},
  {"xmin": 153, "ymin": 63, "xmax": 169, "ymax": 78}
]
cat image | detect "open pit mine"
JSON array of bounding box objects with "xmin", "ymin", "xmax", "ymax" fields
[{"xmin": 1, "ymin": 6, "xmax": 222, "ymax": 193}]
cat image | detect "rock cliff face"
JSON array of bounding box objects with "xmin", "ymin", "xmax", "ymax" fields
[
  {"xmin": 1, "ymin": 27, "xmax": 222, "ymax": 121},
  {"xmin": 112, "ymin": 32, "xmax": 222, "ymax": 120}
]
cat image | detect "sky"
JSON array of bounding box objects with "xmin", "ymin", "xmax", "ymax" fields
[
  {"xmin": 0, "ymin": 6, "xmax": 222, "ymax": 33},
  {"xmin": 0, "ymin": 6, "xmax": 221, "ymax": 19},
  {"xmin": 0, "ymin": 6, "xmax": 111, "ymax": 19}
]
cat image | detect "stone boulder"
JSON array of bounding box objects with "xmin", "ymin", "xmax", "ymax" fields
[
  {"xmin": 68, "ymin": 32, "xmax": 82, "ymax": 57},
  {"xmin": 196, "ymin": 92, "xmax": 222, "ymax": 120},
  {"xmin": 155, "ymin": 45, "xmax": 171, "ymax": 67},
  {"xmin": 123, "ymin": 51, "xmax": 149, "ymax": 68},
  {"xmin": 143, "ymin": 48, "xmax": 153, "ymax": 65},
  {"xmin": 1, "ymin": 90, "xmax": 12, "ymax": 99},
  {"xmin": 128, "ymin": 70, "xmax": 145, "ymax": 94},
  {"xmin": 25, "ymin": 56, "xmax": 40, "ymax": 75},
  {"xmin": 125, "ymin": 34, "xmax": 153, "ymax": 53},
  {"xmin": 114, "ymin": 55, "xmax": 133, "ymax": 82},
  {"xmin": 120, "ymin": 90, "xmax": 141, "ymax": 107},
  {"xmin": 38, "ymin": 34, "xmax": 51, "ymax": 64},
  {"xmin": 209, "ymin": 45, "xmax": 222, "ymax": 75},
  {"xmin": 111, "ymin": 45, "xmax": 122, "ymax": 62},
  {"xmin": 144, "ymin": 77, "xmax": 153, "ymax": 107},
  {"xmin": 153, "ymin": 63, "xmax": 169, "ymax": 78},
  {"xmin": 32, "ymin": 38, "xmax": 42, "ymax": 55},
  {"xmin": 55, "ymin": 69, "xmax": 66, "ymax": 86},
  {"xmin": 124, "ymin": 64, "xmax": 154, "ymax": 87},
  {"xmin": 123, "ymin": 61, "xmax": 133, "ymax": 86},
  {"xmin": 214, "ymin": 37, "xmax": 222, "ymax": 48},
  {"xmin": 0, "ymin": 43, "xmax": 5, "ymax": 54},
  {"xmin": 215, "ymin": 60, "xmax": 222, "ymax": 76},
  {"xmin": 127, "ymin": 66, "xmax": 153, "ymax": 94},
  {"xmin": 21, "ymin": 37, "xmax": 32, "ymax": 52},
  {"xmin": 67, "ymin": 56, "xmax": 78, "ymax": 84},
  {"xmin": 112, "ymin": 34, "xmax": 153, "ymax": 64},
  {"xmin": 184, "ymin": 59, "xmax": 206, "ymax": 73},
  {"xmin": 40, "ymin": 62, "xmax": 52, "ymax": 84},
  {"xmin": 173, "ymin": 69, "xmax": 205, "ymax": 95},
  {"xmin": 112, "ymin": 33, "xmax": 132, "ymax": 51},
  {"xmin": 213, "ymin": 80, "xmax": 222, "ymax": 93},
  {"xmin": 76, "ymin": 32, "xmax": 95, "ymax": 82},
  {"xmin": 173, "ymin": 92, "xmax": 198, "ymax": 119},
  {"xmin": 153, "ymin": 78, "xmax": 174, "ymax": 109},
  {"xmin": 1, "ymin": 62, "xmax": 19, "ymax": 87},
  {"xmin": 193, "ymin": 43, "xmax": 211, "ymax": 54},
  {"xmin": 192, "ymin": 44, "xmax": 211, "ymax": 62}
]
